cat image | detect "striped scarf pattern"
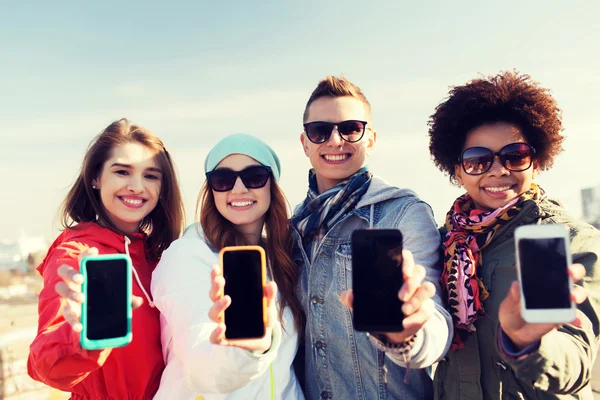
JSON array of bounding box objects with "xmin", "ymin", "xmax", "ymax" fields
[{"xmin": 292, "ymin": 167, "xmax": 372, "ymax": 262}]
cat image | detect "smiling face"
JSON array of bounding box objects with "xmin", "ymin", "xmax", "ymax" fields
[
  {"xmin": 301, "ymin": 96, "xmax": 376, "ymax": 193},
  {"xmin": 93, "ymin": 142, "xmax": 162, "ymax": 233},
  {"xmin": 455, "ymin": 123, "xmax": 538, "ymax": 212},
  {"xmin": 212, "ymin": 154, "xmax": 271, "ymax": 240}
]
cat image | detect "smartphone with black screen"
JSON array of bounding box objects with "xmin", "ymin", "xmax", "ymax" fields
[
  {"xmin": 351, "ymin": 229, "xmax": 405, "ymax": 332},
  {"xmin": 219, "ymin": 246, "xmax": 266, "ymax": 340},
  {"xmin": 515, "ymin": 224, "xmax": 575, "ymax": 323},
  {"xmin": 80, "ymin": 254, "xmax": 132, "ymax": 350}
]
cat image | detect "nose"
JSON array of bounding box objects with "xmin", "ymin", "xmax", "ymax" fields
[
  {"xmin": 231, "ymin": 176, "xmax": 249, "ymax": 194},
  {"xmin": 325, "ymin": 126, "xmax": 344, "ymax": 147},
  {"xmin": 487, "ymin": 155, "xmax": 510, "ymax": 177},
  {"xmin": 127, "ymin": 175, "xmax": 144, "ymax": 193}
]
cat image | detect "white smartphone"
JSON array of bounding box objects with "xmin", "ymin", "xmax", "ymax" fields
[{"xmin": 514, "ymin": 224, "xmax": 575, "ymax": 323}]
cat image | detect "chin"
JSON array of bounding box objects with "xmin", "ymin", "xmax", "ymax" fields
[
  {"xmin": 227, "ymin": 216, "xmax": 255, "ymax": 226},
  {"xmin": 323, "ymin": 170, "xmax": 353, "ymax": 180},
  {"xmin": 480, "ymin": 201, "xmax": 509, "ymax": 212}
]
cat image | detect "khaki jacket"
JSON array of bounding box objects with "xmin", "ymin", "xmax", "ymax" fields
[{"xmin": 434, "ymin": 198, "xmax": 600, "ymax": 400}]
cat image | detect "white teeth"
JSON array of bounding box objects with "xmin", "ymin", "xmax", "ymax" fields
[
  {"xmin": 484, "ymin": 186, "xmax": 511, "ymax": 193},
  {"xmin": 324, "ymin": 154, "xmax": 348, "ymax": 161},
  {"xmin": 122, "ymin": 198, "xmax": 143, "ymax": 205},
  {"xmin": 231, "ymin": 201, "xmax": 253, "ymax": 207}
]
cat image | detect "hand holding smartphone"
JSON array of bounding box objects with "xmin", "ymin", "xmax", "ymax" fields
[
  {"xmin": 55, "ymin": 248, "xmax": 97, "ymax": 333},
  {"xmin": 514, "ymin": 224, "xmax": 576, "ymax": 323},
  {"xmin": 351, "ymin": 229, "xmax": 405, "ymax": 332},
  {"xmin": 80, "ymin": 254, "xmax": 133, "ymax": 350},
  {"xmin": 218, "ymin": 246, "xmax": 267, "ymax": 340}
]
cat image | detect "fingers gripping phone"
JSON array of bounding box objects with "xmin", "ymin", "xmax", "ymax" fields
[
  {"xmin": 352, "ymin": 229, "xmax": 405, "ymax": 332},
  {"xmin": 219, "ymin": 246, "xmax": 267, "ymax": 340},
  {"xmin": 515, "ymin": 224, "xmax": 576, "ymax": 323},
  {"xmin": 80, "ymin": 254, "xmax": 133, "ymax": 350}
]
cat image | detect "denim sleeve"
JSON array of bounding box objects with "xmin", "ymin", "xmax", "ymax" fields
[{"xmin": 384, "ymin": 200, "xmax": 453, "ymax": 368}]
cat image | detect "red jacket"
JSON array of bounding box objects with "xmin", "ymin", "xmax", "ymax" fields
[{"xmin": 28, "ymin": 223, "xmax": 165, "ymax": 400}]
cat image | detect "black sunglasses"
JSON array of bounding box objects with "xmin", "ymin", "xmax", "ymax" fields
[
  {"xmin": 460, "ymin": 143, "xmax": 536, "ymax": 176},
  {"xmin": 206, "ymin": 165, "xmax": 272, "ymax": 192},
  {"xmin": 303, "ymin": 120, "xmax": 368, "ymax": 144}
]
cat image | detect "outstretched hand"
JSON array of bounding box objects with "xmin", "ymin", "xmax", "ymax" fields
[
  {"xmin": 55, "ymin": 247, "xmax": 143, "ymax": 333},
  {"xmin": 208, "ymin": 264, "xmax": 278, "ymax": 353},
  {"xmin": 499, "ymin": 263, "xmax": 587, "ymax": 350},
  {"xmin": 340, "ymin": 249, "xmax": 436, "ymax": 344}
]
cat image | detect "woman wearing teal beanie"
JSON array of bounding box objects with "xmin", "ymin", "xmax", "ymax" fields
[{"xmin": 151, "ymin": 134, "xmax": 305, "ymax": 399}]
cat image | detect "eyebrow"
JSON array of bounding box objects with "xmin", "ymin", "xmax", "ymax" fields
[{"xmin": 111, "ymin": 163, "xmax": 162, "ymax": 173}]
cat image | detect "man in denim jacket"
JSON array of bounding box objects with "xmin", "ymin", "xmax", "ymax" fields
[{"xmin": 291, "ymin": 76, "xmax": 453, "ymax": 400}]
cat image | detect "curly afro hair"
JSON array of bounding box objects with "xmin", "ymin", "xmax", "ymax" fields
[{"xmin": 428, "ymin": 70, "xmax": 564, "ymax": 184}]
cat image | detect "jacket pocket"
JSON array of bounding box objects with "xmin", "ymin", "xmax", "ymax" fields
[{"xmin": 497, "ymin": 360, "xmax": 528, "ymax": 400}]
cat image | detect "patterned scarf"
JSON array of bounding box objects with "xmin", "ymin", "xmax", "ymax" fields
[
  {"xmin": 292, "ymin": 167, "xmax": 372, "ymax": 262},
  {"xmin": 442, "ymin": 183, "xmax": 544, "ymax": 350}
]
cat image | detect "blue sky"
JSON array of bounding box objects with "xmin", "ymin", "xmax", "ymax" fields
[{"xmin": 2, "ymin": 1, "xmax": 599, "ymax": 240}]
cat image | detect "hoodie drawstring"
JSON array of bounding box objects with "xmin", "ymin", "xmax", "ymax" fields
[
  {"xmin": 369, "ymin": 204, "xmax": 374, "ymax": 228},
  {"xmin": 124, "ymin": 236, "xmax": 155, "ymax": 308}
]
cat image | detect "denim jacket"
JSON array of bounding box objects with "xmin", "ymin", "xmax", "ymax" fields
[{"xmin": 292, "ymin": 176, "xmax": 453, "ymax": 400}]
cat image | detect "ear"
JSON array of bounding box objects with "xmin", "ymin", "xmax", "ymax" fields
[
  {"xmin": 365, "ymin": 130, "xmax": 377, "ymax": 155},
  {"xmin": 532, "ymin": 159, "xmax": 540, "ymax": 178},
  {"xmin": 454, "ymin": 164, "xmax": 464, "ymax": 186},
  {"xmin": 91, "ymin": 178, "xmax": 99, "ymax": 189},
  {"xmin": 300, "ymin": 132, "xmax": 310, "ymax": 157}
]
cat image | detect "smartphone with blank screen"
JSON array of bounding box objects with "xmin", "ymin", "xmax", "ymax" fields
[
  {"xmin": 219, "ymin": 246, "xmax": 267, "ymax": 340},
  {"xmin": 352, "ymin": 229, "xmax": 405, "ymax": 332},
  {"xmin": 80, "ymin": 254, "xmax": 132, "ymax": 350},
  {"xmin": 515, "ymin": 224, "xmax": 575, "ymax": 323}
]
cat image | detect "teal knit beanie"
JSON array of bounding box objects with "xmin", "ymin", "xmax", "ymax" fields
[{"xmin": 204, "ymin": 134, "xmax": 281, "ymax": 182}]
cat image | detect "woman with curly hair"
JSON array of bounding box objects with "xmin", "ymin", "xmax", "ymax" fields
[{"xmin": 428, "ymin": 70, "xmax": 600, "ymax": 399}]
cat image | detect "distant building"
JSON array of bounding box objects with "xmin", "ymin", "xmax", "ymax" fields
[
  {"xmin": 582, "ymin": 185, "xmax": 600, "ymax": 229},
  {"xmin": 17, "ymin": 229, "xmax": 48, "ymax": 259},
  {"xmin": 0, "ymin": 230, "xmax": 47, "ymax": 273}
]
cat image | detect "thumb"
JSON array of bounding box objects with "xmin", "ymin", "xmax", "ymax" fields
[
  {"xmin": 339, "ymin": 289, "xmax": 354, "ymax": 311},
  {"xmin": 505, "ymin": 281, "xmax": 521, "ymax": 306},
  {"xmin": 132, "ymin": 295, "xmax": 144, "ymax": 309},
  {"xmin": 265, "ymin": 281, "xmax": 278, "ymax": 306},
  {"xmin": 77, "ymin": 247, "xmax": 99, "ymax": 264},
  {"xmin": 264, "ymin": 281, "xmax": 278, "ymax": 328}
]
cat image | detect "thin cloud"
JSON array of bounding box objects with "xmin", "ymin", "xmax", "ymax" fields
[{"xmin": 1, "ymin": 87, "xmax": 308, "ymax": 143}]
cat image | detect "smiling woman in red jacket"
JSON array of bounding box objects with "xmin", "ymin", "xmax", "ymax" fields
[{"xmin": 27, "ymin": 118, "xmax": 185, "ymax": 400}]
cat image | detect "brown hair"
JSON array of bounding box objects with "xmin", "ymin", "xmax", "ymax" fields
[
  {"xmin": 303, "ymin": 75, "xmax": 372, "ymax": 122},
  {"xmin": 428, "ymin": 70, "xmax": 564, "ymax": 184},
  {"xmin": 197, "ymin": 179, "xmax": 304, "ymax": 332},
  {"xmin": 60, "ymin": 118, "xmax": 185, "ymax": 259}
]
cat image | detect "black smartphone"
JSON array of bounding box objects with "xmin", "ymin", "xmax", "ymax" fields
[
  {"xmin": 80, "ymin": 254, "xmax": 132, "ymax": 350},
  {"xmin": 219, "ymin": 246, "xmax": 266, "ymax": 340},
  {"xmin": 352, "ymin": 229, "xmax": 405, "ymax": 332}
]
